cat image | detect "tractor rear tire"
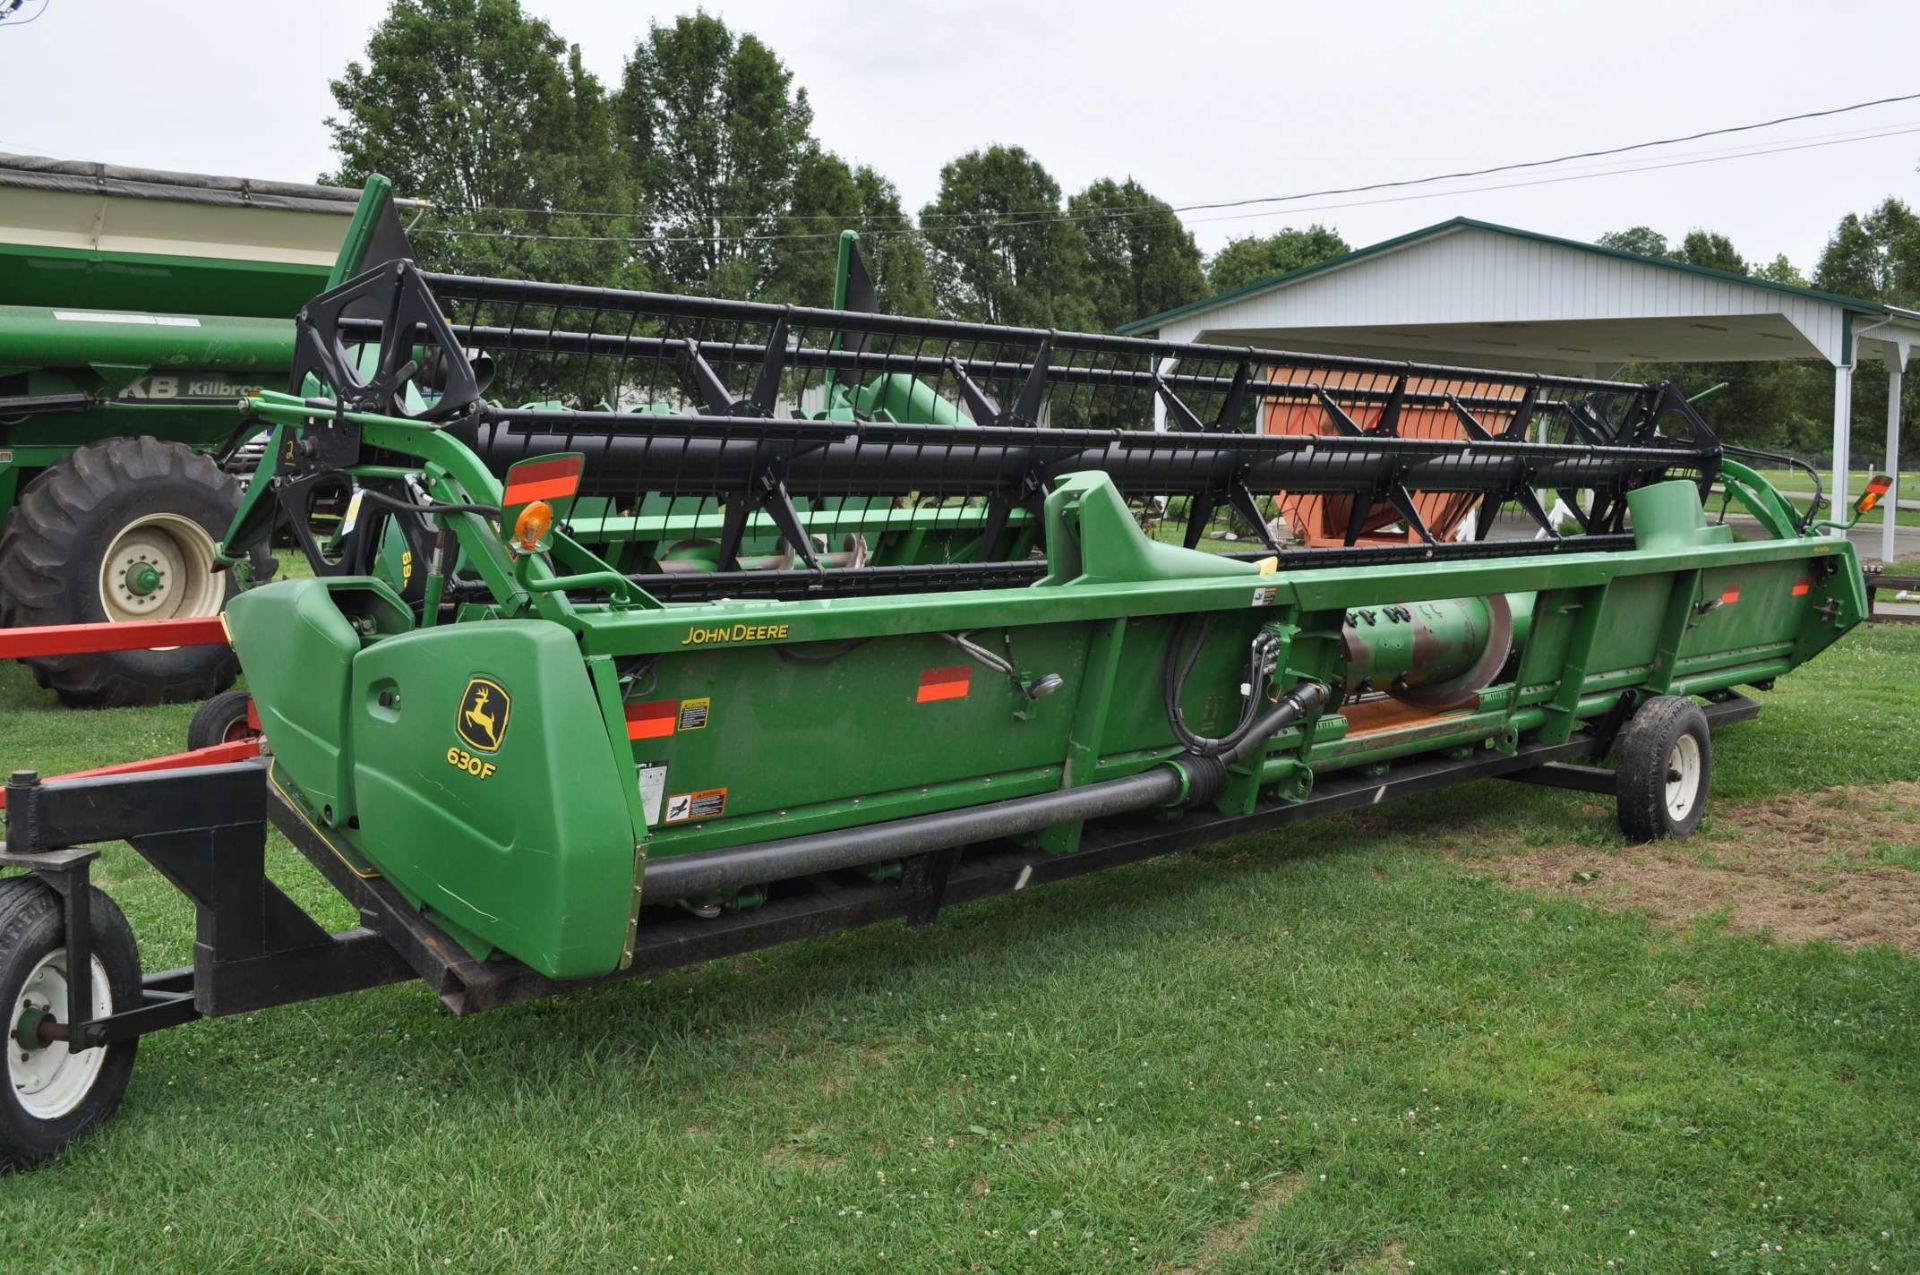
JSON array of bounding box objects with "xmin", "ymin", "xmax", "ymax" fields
[
  {"xmin": 0, "ymin": 876, "xmax": 142, "ymax": 1171},
  {"xmin": 1615, "ymin": 695, "xmax": 1712, "ymax": 842},
  {"xmin": 0, "ymin": 437, "xmax": 273, "ymax": 708}
]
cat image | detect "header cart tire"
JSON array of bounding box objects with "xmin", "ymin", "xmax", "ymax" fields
[
  {"xmin": 0, "ymin": 876, "xmax": 141, "ymax": 1171},
  {"xmin": 1616, "ymin": 695, "xmax": 1712, "ymax": 842},
  {"xmin": 186, "ymin": 690, "xmax": 259, "ymax": 751},
  {"xmin": 0, "ymin": 437, "xmax": 273, "ymax": 708}
]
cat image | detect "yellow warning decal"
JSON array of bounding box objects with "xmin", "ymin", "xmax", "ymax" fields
[{"xmin": 663, "ymin": 787, "xmax": 727, "ymax": 824}]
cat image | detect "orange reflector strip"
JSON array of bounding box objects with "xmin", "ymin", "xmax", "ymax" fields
[
  {"xmin": 625, "ymin": 699, "xmax": 678, "ymax": 740},
  {"xmin": 1720, "ymin": 586, "xmax": 1741, "ymax": 605},
  {"xmin": 917, "ymin": 665, "xmax": 972, "ymax": 703},
  {"xmin": 503, "ymin": 456, "xmax": 583, "ymax": 506},
  {"xmin": 504, "ymin": 475, "xmax": 579, "ymax": 504},
  {"xmin": 1791, "ymin": 579, "xmax": 1811, "ymax": 597}
]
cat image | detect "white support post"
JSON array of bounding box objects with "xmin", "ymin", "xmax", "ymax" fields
[
  {"xmin": 1831, "ymin": 362, "xmax": 1854, "ymax": 539},
  {"xmin": 1885, "ymin": 340, "xmax": 1909, "ymax": 565},
  {"xmin": 1152, "ymin": 355, "xmax": 1176, "ymax": 433}
]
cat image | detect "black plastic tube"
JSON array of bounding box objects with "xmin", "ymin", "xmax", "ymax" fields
[{"xmin": 641, "ymin": 683, "xmax": 1326, "ymax": 900}]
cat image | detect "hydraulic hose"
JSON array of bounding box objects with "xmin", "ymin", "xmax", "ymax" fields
[
  {"xmin": 1163, "ymin": 615, "xmax": 1285, "ymax": 758},
  {"xmin": 641, "ymin": 681, "xmax": 1327, "ymax": 900}
]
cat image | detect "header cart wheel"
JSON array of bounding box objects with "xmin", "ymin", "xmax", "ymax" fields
[
  {"xmin": 0, "ymin": 437, "xmax": 274, "ymax": 708},
  {"xmin": 187, "ymin": 690, "xmax": 259, "ymax": 751},
  {"xmin": 1615, "ymin": 695, "xmax": 1712, "ymax": 842},
  {"xmin": 0, "ymin": 877, "xmax": 141, "ymax": 1171}
]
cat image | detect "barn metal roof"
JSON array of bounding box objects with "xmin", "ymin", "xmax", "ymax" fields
[{"xmin": 1119, "ymin": 217, "xmax": 1896, "ymax": 374}]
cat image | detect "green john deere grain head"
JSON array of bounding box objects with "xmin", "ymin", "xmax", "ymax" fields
[{"xmin": 219, "ymin": 252, "xmax": 1867, "ymax": 983}]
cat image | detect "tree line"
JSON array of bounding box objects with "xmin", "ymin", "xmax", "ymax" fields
[
  {"xmin": 326, "ymin": 0, "xmax": 1920, "ymax": 464},
  {"xmin": 1592, "ymin": 215, "xmax": 1920, "ymax": 467},
  {"xmin": 324, "ymin": 0, "xmax": 1348, "ymax": 330}
]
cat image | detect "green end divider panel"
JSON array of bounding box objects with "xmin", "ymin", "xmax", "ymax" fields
[
  {"xmin": 346, "ymin": 620, "xmax": 636, "ymax": 980},
  {"xmin": 225, "ymin": 577, "xmax": 412, "ymax": 828}
]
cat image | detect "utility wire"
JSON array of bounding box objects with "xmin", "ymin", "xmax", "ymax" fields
[
  {"xmin": 412, "ymin": 121, "xmax": 1920, "ymax": 247},
  {"xmin": 423, "ymin": 89, "xmax": 1920, "ymax": 230}
]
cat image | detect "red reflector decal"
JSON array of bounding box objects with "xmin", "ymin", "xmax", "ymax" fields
[
  {"xmin": 625, "ymin": 699, "xmax": 678, "ymax": 740},
  {"xmin": 1791, "ymin": 579, "xmax": 1811, "ymax": 597},
  {"xmin": 917, "ymin": 664, "xmax": 972, "ymax": 703},
  {"xmin": 1720, "ymin": 586, "xmax": 1741, "ymax": 605},
  {"xmin": 503, "ymin": 455, "xmax": 584, "ymax": 505},
  {"xmin": 503, "ymin": 474, "xmax": 579, "ymax": 504}
]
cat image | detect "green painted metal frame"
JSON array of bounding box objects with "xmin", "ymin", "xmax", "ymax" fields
[{"xmin": 228, "ymin": 344, "xmax": 1864, "ymax": 982}]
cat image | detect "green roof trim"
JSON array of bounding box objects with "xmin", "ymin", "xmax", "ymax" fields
[{"xmin": 1118, "ymin": 216, "xmax": 1888, "ymax": 336}]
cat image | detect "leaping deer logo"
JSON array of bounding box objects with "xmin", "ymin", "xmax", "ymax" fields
[{"xmin": 456, "ymin": 678, "xmax": 511, "ymax": 752}]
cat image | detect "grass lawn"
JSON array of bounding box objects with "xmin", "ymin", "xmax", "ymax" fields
[
  {"xmin": 0, "ymin": 627, "xmax": 1916, "ymax": 1272},
  {"xmin": 1741, "ymin": 469, "xmax": 1920, "ymax": 529}
]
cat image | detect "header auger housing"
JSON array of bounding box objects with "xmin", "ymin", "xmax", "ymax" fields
[{"xmin": 1, "ymin": 239, "xmax": 1870, "ymax": 1168}]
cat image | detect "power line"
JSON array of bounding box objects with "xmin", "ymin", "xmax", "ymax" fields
[
  {"xmin": 412, "ymin": 120, "xmax": 1920, "ymax": 248},
  {"xmin": 425, "ymin": 88, "xmax": 1920, "ymax": 230}
]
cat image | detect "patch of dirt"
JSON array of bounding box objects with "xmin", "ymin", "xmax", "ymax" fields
[
  {"xmin": 1480, "ymin": 783, "xmax": 1920, "ymax": 952},
  {"xmin": 1340, "ymin": 1239, "xmax": 1409, "ymax": 1274},
  {"xmin": 762, "ymin": 1128, "xmax": 843, "ymax": 1171},
  {"xmin": 1162, "ymin": 1174, "xmax": 1304, "ymax": 1274}
]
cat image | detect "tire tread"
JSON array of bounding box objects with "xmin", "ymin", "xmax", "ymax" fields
[
  {"xmin": 0, "ymin": 437, "xmax": 270, "ymax": 707},
  {"xmin": 1616, "ymin": 694, "xmax": 1712, "ymax": 842}
]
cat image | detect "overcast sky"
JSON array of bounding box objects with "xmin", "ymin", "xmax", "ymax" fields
[{"xmin": 3, "ymin": 0, "xmax": 1918, "ymax": 273}]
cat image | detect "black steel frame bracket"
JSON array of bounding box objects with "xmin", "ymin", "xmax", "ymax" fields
[{"xmin": 0, "ymin": 763, "xmax": 411, "ymax": 1047}]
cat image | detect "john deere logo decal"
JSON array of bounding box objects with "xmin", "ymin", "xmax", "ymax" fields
[{"xmin": 456, "ymin": 677, "xmax": 511, "ymax": 753}]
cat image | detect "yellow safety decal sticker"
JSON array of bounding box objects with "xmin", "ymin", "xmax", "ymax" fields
[
  {"xmin": 678, "ymin": 697, "xmax": 711, "ymax": 731},
  {"xmin": 340, "ymin": 489, "xmax": 366, "ymax": 536},
  {"xmin": 663, "ymin": 787, "xmax": 727, "ymax": 824},
  {"xmin": 681, "ymin": 622, "xmax": 790, "ymax": 646},
  {"xmin": 446, "ymin": 746, "xmax": 498, "ymax": 780},
  {"xmin": 456, "ymin": 676, "xmax": 511, "ymax": 752}
]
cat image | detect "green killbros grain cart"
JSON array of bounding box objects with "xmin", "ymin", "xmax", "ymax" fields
[
  {"xmin": 0, "ymin": 236, "xmax": 1879, "ymax": 1166},
  {"xmin": 0, "ymin": 156, "xmax": 412, "ymax": 705}
]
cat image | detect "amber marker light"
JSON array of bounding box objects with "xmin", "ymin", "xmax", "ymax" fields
[{"xmin": 513, "ymin": 500, "xmax": 554, "ymax": 553}]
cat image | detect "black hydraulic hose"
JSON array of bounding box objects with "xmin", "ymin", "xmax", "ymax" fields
[
  {"xmin": 1163, "ymin": 615, "xmax": 1283, "ymax": 758},
  {"xmin": 641, "ymin": 682, "xmax": 1327, "ymax": 900}
]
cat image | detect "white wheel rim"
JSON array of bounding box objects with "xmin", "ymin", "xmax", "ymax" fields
[
  {"xmin": 1665, "ymin": 733, "xmax": 1703, "ymax": 821},
  {"xmin": 97, "ymin": 513, "xmax": 223, "ymax": 627},
  {"xmin": 9, "ymin": 949, "xmax": 112, "ymax": 1121}
]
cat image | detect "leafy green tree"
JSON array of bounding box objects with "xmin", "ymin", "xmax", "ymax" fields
[
  {"xmin": 1677, "ymin": 230, "xmax": 1745, "ymax": 275},
  {"xmin": 616, "ymin": 10, "xmax": 814, "ymax": 296},
  {"xmin": 1204, "ymin": 226, "xmax": 1349, "ymax": 295},
  {"xmin": 1815, "ymin": 199, "xmax": 1920, "ymax": 305},
  {"xmin": 1814, "ymin": 214, "xmax": 1881, "ymax": 300},
  {"xmin": 1596, "ymin": 226, "xmax": 1670, "ymax": 258},
  {"xmin": 1752, "ymin": 254, "xmax": 1808, "ymax": 288},
  {"xmin": 851, "ymin": 166, "xmax": 934, "ymax": 317},
  {"xmin": 766, "ymin": 150, "xmax": 931, "ymax": 314},
  {"xmin": 1067, "ymin": 178, "xmax": 1205, "ymax": 331},
  {"xmin": 920, "ymin": 146, "xmax": 1092, "ymax": 329},
  {"xmin": 326, "ymin": 0, "xmax": 638, "ymax": 284}
]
